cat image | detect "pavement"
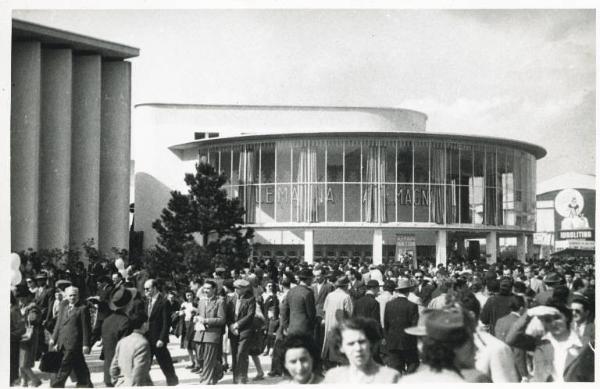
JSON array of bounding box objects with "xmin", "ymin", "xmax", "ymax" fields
[{"xmin": 31, "ymin": 336, "xmax": 285, "ymax": 387}]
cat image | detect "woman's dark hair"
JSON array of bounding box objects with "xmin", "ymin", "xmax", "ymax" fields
[
  {"xmin": 282, "ymin": 334, "xmax": 320, "ymax": 377},
  {"xmin": 332, "ymin": 316, "xmax": 381, "ymax": 353},
  {"xmin": 421, "ymin": 317, "xmax": 473, "ymax": 373},
  {"xmin": 572, "ymin": 278, "xmax": 584, "ymax": 291},
  {"xmin": 204, "ymin": 279, "xmax": 217, "ymax": 289}
]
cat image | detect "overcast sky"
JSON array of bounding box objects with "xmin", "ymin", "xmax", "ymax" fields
[{"xmin": 12, "ymin": 8, "xmax": 596, "ymax": 183}]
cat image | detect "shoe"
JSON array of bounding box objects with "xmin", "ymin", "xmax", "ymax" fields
[
  {"xmin": 222, "ymin": 364, "xmax": 229, "ymax": 372},
  {"xmin": 252, "ymin": 375, "xmax": 265, "ymax": 381},
  {"xmin": 185, "ymin": 364, "xmax": 195, "ymax": 369},
  {"xmin": 190, "ymin": 367, "xmax": 201, "ymax": 373},
  {"xmin": 267, "ymin": 371, "xmax": 281, "ymax": 377}
]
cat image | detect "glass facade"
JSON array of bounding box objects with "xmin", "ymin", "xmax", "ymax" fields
[{"xmin": 199, "ymin": 136, "xmax": 537, "ymax": 230}]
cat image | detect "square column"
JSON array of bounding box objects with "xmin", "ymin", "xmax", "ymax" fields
[
  {"xmin": 372, "ymin": 229, "xmax": 383, "ymax": 265},
  {"xmin": 517, "ymin": 233, "xmax": 527, "ymax": 263},
  {"xmin": 304, "ymin": 229, "xmax": 314, "ymax": 264},
  {"xmin": 526, "ymin": 234, "xmax": 534, "ymax": 261},
  {"xmin": 436, "ymin": 230, "xmax": 447, "ymax": 267},
  {"xmin": 486, "ymin": 231, "xmax": 497, "ymax": 264}
]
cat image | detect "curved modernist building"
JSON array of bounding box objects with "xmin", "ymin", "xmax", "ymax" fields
[{"xmin": 166, "ymin": 104, "xmax": 546, "ymax": 265}]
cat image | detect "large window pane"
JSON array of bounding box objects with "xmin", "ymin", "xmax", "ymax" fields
[
  {"xmin": 327, "ymin": 143, "xmax": 343, "ymax": 182},
  {"xmin": 327, "ymin": 183, "xmax": 343, "ymax": 221},
  {"xmin": 276, "ymin": 183, "xmax": 291, "ymax": 222},
  {"xmin": 276, "ymin": 143, "xmax": 291, "ymax": 183},
  {"xmin": 397, "ymin": 183, "xmax": 412, "ymax": 222},
  {"xmin": 258, "ymin": 184, "xmax": 275, "ymax": 223},
  {"xmin": 362, "ymin": 144, "xmax": 387, "ymax": 222},
  {"xmin": 385, "ymin": 143, "xmax": 396, "ymax": 182},
  {"xmin": 384, "ymin": 184, "xmax": 395, "ymax": 222},
  {"xmin": 446, "ymin": 182, "xmax": 459, "ymax": 224},
  {"xmin": 220, "ymin": 148, "xmax": 231, "ymax": 183},
  {"xmin": 414, "ymin": 184, "xmax": 429, "ymax": 222},
  {"xmin": 345, "ymin": 184, "xmax": 361, "ymax": 221},
  {"xmin": 460, "ymin": 146, "xmax": 473, "ymax": 186},
  {"xmin": 261, "ymin": 144, "xmax": 275, "ymax": 184},
  {"xmin": 460, "ymin": 185, "xmax": 472, "ymax": 223},
  {"xmin": 345, "ymin": 144, "xmax": 361, "ymax": 182},
  {"xmin": 397, "ymin": 142, "xmax": 413, "ymax": 182},
  {"xmin": 414, "ymin": 143, "xmax": 429, "ymax": 183},
  {"xmin": 430, "ymin": 145, "xmax": 444, "ymax": 223},
  {"xmin": 292, "ymin": 146, "xmax": 319, "ymax": 222}
]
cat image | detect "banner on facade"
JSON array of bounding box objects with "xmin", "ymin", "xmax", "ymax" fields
[
  {"xmin": 533, "ymin": 232, "xmax": 553, "ymax": 246},
  {"xmin": 395, "ymin": 234, "xmax": 416, "ymax": 267}
]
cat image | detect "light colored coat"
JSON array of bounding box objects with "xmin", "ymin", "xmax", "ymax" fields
[
  {"xmin": 110, "ymin": 331, "xmax": 153, "ymax": 387},
  {"xmin": 321, "ymin": 287, "xmax": 353, "ymax": 362}
]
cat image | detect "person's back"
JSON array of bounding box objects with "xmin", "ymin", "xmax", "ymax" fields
[{"xmin": 110, "ymin": 331, "xmax": 153, "ymax": 386}]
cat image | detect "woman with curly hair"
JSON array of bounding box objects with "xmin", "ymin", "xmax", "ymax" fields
[
  {"xmin": 282, "ymin": 334, "xmax": 323, "ymax": 384},
  {"xmin": 323, "ymin": 316, "xmax": 399, "ymax": 383}
]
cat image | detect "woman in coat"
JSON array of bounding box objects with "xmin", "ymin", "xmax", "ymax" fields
[
  {"xmin": 16, "ymin": 285, "xmax": 43, "ymax": 387},
  {"xmin": 506, "ymin": 303, "xmax": 594, "ymax": 382}
]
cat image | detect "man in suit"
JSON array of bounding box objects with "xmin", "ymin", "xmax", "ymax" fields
[
  {"xmin": 353, "ymin": 280, "xmax": 381, "ymax": 328},
  {"xmin": 311, "ymin": 266, "xmax": 334, "ymax": 353},
  {"xmin": 494, "ymin": 295, "xmax": 528, "ymax": 381},
  {"xmin": 144, "ymin": 279, "xmax": 179, "ymax": 386},
  {"xmin": 281, "ymin": 268, "xmax": 317, "ymax": 337},
  {"xmin": 101, "ymin": 287, "xmax": 133, "ymax": 387},
  {"xmin": 194, "ymin": 279, "xmax": 226, "ymax": 384},
  {"xmin": 109, "ymin": 311, "xmax": 153, "ymax": 386},
  {"xmin": 226, "ymin": 279, "xmax": 256, "ymax": 384},
  {"xmin": 413, "ymin": 271, "xmax": 435, "ymax": 307},
  {"xmin": 524, "ymin": 266, "xmax": 545, "ymax": 294},
  {"xmin": 49, "ymin": 286, "xmax": 93, "ymax": 388},
  {"xmin": 384, "ymin": 278, "xmax": 419, "ymax": 375}
]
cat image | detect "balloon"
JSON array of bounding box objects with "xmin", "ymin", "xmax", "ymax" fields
[
  {"xmin": 115, "ymin": 258, "xmax": 125, "ymax": 270},
  {"xmin": 10, "ymin": 269, "xmax": 22, "ymax": 286},
  {"xmin": 10, "ymin": 253, "xmax": 21, "ymax": 270}
]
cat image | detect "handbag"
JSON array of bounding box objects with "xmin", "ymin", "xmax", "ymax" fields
[
  {"xmin": 21, "ymin": 319, "xmax": 33, "ymax": 343},
  {"xmin": 39, "ymin": 351, "xmax": 63, "ymax": 373}
]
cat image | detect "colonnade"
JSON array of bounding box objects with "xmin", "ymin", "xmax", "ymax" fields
[{"xmin": 11, "ymin": 35, "xmax": 136, "ymax": 254}]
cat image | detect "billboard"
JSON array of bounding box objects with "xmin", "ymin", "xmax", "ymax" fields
[{"xmin": 553, "ymin": 188, "xmax": 595, "ymax": 241}]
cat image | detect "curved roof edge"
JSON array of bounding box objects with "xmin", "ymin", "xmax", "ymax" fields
[
  {"xmin": 169, "ymin": 131, "xmax": 547, "ymax": 161},
  {"xmin": 537, "ymin": 172, "xmax": 596, "ymax": 194},
  {"xmin": 135, "ymin": 102, "xmax": 428, "ymax": 118}
]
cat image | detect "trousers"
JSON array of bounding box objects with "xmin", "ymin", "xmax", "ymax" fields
[
  {"xmin": 150, "ymin": 343, "xmax": 179, "ymax": 386},
  {"xmin": 50, "ymin": 348, "xmax": 92, "ymax": 388},
  {"xmin": 230, "ymin": 336, "xmax": 250, "ymax": 383}
]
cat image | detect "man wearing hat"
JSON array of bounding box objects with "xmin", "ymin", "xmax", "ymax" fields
[
  {"xmin": 383, "ymin": 278, "xmax": 420, "ymax": 375},
  {"xmin": 311, "ymin": 266, "xmax": 335, "ymax": 353},
  {"xmin": 321, "ymin": 276, "xmax": 354, "ymax": 369},
  {"xmin": 281, "ymin": 268, "xmax": 317, "ymax": 338},
  {"xmin": 101, "ymin": 287, "xmax": 134, "ymax": 387},
  {"xmin": 534, "ymin": 272, "xmax": 562, "ymax": 306},
  {"xmin": 226, "ymin": 278, "xmax": 256, "ymax": 384},
  {"xmin": 353, "ymin": 280, "xmax": 382, "ymax": 328}
]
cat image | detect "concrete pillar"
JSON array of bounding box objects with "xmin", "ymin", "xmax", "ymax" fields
[
  {"xmin": 456, "ymin": 236, "xmax": 466, "ymax": 258},
  {"xmin": 70, "ymin": 55, "xmax": 102, "ymax": 249},
  {"xmin": 486, "ymin": 231, "xmax": 497, "ymax": 264},
  {"xmin": 373, "ymin": 229, "xmax": 383, "ymax": 265},
  {"xmin": 10, "ymin": 42, "xmax": 42, "ymax": 251},
  {"xmin": 526, "ymin": 234, "xmax": 534, "ymax": 261},
  {"xmin": 304, "ymin": 229, "xmax": 314, "ymax": 264},
  {"xmin": 99, "ymin": 61, "xmax": 131, "ymax": 253},
  {"xmin": 517, "ymin": 233, "xmax": 527, "ymax": 263},
  {"xmin": 38, "ymin": 48, "xmax": 72, "ymax": 250},
  {"xmin": 436, "ymin": 230, "xmax": 447, "ymax": 267}
]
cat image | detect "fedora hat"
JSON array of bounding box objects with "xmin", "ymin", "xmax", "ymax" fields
[
  {"xmin": 13, "ymin": 284, "xmax": 33, "ymax": 299},
  {"xmin": 55, "ymin": 279, "xmax": 72, "ymax": 291},
  {"xmin": 109, "ymin": 287, "xmax": 134, "ymax": 311},
  {"xmin": 335, "ymin": 276, "xmax": 350, "ymax": 287},
  {"xmin": 366, "ymin": 280, "xmax": 380, "ymax": 289},
  {"xmin": 233, "ymin": 279, "xmax": 250, "ymax": 289},
  {"xmin": 405, "ymin": 309, "xmax": 434, "ymax": 337},
  {"xmin": 413, "ymin": 309, "xmax": 468, "ymax": 341},
  {"xmin": 395, "ymin": 278, "xmax": 413, "ymax": 290},
  {"xmin": 298, "ymin": 268, "xmax": 314, "ymax": 280},
  {"xmin": 34, "ymin": 272, "xmax": 48, "ymax": 280},
  {"xmin": 543, "ymin": 273, "xmax": 562, "ymax": 285}
]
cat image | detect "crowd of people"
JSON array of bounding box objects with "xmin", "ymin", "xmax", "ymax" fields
[{"xmin": 9, "ymin": 253, "xmax": 596, "ymax": 386}]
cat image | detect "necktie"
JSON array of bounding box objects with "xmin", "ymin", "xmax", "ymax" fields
[
  {"xmin": 148, "ymin": 299, "xmax": 153, "ymax": 317},
  {"xmin": 235, "ymin": 298, "xmax": 241, "ymax": 318},
  {"xmin": 68, "ymin": 305, "xmax": 73, "ymax": 318}
]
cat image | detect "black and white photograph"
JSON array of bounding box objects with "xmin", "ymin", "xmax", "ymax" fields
[{"xmin": 3, "ymin": 1, "xmax": 597, "ymax": 386}]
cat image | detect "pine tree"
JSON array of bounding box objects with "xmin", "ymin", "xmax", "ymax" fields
[{"xmin": 151, "ymin": 162, "xmax": 254, "ymax": 279}]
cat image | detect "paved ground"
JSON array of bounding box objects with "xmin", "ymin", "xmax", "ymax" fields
[{"xmin": 31, "ymin": 336, "xmax": 285, "ymax": 387}]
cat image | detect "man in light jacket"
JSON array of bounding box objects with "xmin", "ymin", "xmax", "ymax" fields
[{"xmin": 110, "ymin": 311, "xmax": 153, "ymax": 386}]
